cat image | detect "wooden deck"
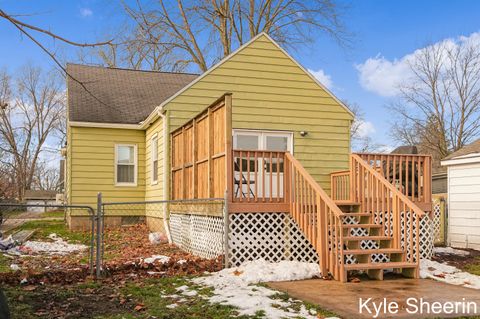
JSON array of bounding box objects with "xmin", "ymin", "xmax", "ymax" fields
[{"xmin": 169, "ymin": 94, "xmax": 433, "ymax": 282}]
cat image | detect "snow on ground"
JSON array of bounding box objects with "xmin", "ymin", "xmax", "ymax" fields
[
  {"xmin": 191, "ymin": 259, "xmax": 335, "ymax": 319},
  {"xmin": 143, "ymin": 255, "xmax": 170, "ymax": 264},
  {"xmin": 22, "ymin": 233, "xmax": 87, "ymax": 255},
  {"xmin": 434, "ymin": 247, "xmax": 470, "ymax": 256},
  {"xmin": 420, "ymin": 259, "xmax": 480, "ymax": 289}
]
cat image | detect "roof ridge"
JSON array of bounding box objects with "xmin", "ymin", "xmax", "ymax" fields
[{"xmin": 66, "ymin": 62, "xmax": 200, "ymax": 76}]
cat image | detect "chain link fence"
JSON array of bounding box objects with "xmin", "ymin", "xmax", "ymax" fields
[{"xmin": 0, "ymin": 203, "xmax": 98, "ymax": 276}]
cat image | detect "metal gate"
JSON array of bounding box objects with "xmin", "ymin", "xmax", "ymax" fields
[{"xmin": 0, "ymin": 202, "xmax": 100, "ymax": 276}]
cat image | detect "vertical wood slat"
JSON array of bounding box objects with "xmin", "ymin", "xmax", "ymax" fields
[{"xmin": 171, "ymin": 94, "xmax": 231, "ymax": 201}]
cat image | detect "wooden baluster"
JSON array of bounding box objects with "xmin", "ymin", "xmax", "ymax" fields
[
  {"xmin": 411, "ymin": 156, "xmax": 415, "ymax": 202},
  {"xmin": 262, "ymin": 152, "xmax": 266, "ymax": 203},
  {"xmin": 269, "ymin": 152, "xmax": 273, "ymax": 203},
  {"xmin": 239, "ymin": 151, "xmax": 243, "ymax": 202},
  {"xmin": 253, "ymin": 151, "xmax": 259, "ymax": 202},
  {"xmin": 277, "ymin": 152, "xmax": 281, "ymax": 202},
  {"xmin": 247, "ymin": 151, "xmax": 251, "ymax": 202}
]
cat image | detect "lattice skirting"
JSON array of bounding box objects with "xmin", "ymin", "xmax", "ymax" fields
[
  {"xmin": 169, "ymin": 210, "xmax": 434, "ymax": 267},
  {"xmin": 169, "ymin": 213, "xmax": 224, "ymax": 259},
  {"xmin": 227, "ymin": 213, "xmax": 319, "ymax": 267},
  {"xmin": 432, "ymin": 199, "xmax": 443, "ymax": 244},
  {"xmin": 343, "ymin": 211, "xmax": 433, "ymax": 264}
]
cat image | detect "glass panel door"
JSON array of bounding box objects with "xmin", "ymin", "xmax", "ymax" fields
[{"xmin": 233, "ymin": 130, "xmax": 292, "ymax": 200}]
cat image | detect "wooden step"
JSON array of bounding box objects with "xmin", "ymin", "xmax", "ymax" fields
[
  {"xmin": 335, "ymin": 200, "xmax": 360, "ymax": 206},
  {"xmin": 344, "ymin": 248, "xmax": 403, "ymax": 255},
  {"xmin": 342, "ymin": 223, "xmax": 382, "ymax": 229},
  {"xmin": 342, "ymin": 212, "xmax": 371, "ymax": 217},
  {"xmin": 344, "ymin": 261, "xmax": 417, "ymax": 271},
  {"xmin": 343, "ymin": 235, "xmax": 391, "ymax": 241}
]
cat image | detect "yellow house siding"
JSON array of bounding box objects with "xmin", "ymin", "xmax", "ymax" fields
[
  {"xmin": 68, "ymin": 126, "xmax": 146, "ymax": 208},
  {"xmin": 145, "ymin": 117, "xmax": 164, "ymax": 201},
  {"xmin": 164, "ymin": 35, "xmax": 352, "ymax": 191}
]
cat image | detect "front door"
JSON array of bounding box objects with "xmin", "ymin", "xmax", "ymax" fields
[{"xmin": 233, "ymin": 130, "xmax": 293, "ymax": 199}]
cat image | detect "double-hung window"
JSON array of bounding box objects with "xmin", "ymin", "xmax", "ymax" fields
[
  {"xmin": 151, "ymin": 135, "xmax": 158, "ymax": 184},
  {"xmin": 115, "ymin": 144, "xmax": 137, "ymax": 186}
]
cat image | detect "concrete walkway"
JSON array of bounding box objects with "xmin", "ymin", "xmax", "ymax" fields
[{"xmin": 268, "ymin": 276, "xmax": 480, "ymax": 318}]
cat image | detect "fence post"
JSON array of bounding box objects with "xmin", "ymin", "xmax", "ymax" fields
[
  {"xmin": 96, "ymin": 192, "xmax": 103, "ymax": 278},
  {"xmin": 223, "ymin": 190, "xmax": 229, "ymax": 268}
]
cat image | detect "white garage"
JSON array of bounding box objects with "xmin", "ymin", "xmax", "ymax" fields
[{"xmin": 442, "ymin": 139, "xmax": 480, "ymax": 250}]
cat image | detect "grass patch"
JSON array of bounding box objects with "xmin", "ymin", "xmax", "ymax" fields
[
  {"xmin": 464, "ymin": 257, "xmax": 480, "ymax": 276},
  {"xmin": 12, "ymin": 220, "xmax": 90, "ymax": 244},
  {"xmin": 40, "ymin": 210, "xmax": 65, "ymax": 219},
  {"xmin": 268, "ymin": 291, "xmax": 337, "ymax": 318},
  {"xmin": 120, "ymin": 276, "xmax": 264, "ymax": 319},
  {"xmin": 0, "ymin": 254, "xmax": 12, "ymax": 273}
]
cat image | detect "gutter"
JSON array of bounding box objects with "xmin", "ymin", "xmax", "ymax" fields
[{"xmin": 158, "ymin": 109, "xmax": 172, "ymax": 243}]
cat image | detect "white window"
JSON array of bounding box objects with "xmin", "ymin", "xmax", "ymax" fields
[
  {"xmin": 115, "ymin": 144, "xmax": 137, "ymax": 186},
  {"xmin": 233, "ymin": 130, "xmax": 293, "ymax": 153},
  {"xmin": 151, "ymin": 134, "xmax": 158, "ymax": 184}
]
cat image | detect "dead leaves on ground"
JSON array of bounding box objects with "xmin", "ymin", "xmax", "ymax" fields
[{"xmin": 1, "ymin": 224, "xmax": 222, "ymax": 286}]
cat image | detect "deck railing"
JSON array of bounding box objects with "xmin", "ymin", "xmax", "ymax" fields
[
  {"xmin": 351, "ymin": 154, "xmax": 424, "ymax": 266},
  {"xmin": 331, "ymin": 170, "xmax": 351, "ymax": 203},
  {"xmin": 285, "ymin": 153, "xmax": 346, "ymax": 281},
  {"xmin": 331, "ymin": 153, "xmax": 432, "ymax": 211},
  {"xmin": 355, "ymin": 153, "xmax": 432, "ymax": 211},
  {"xmin": 229, "ymin": 149, "xmax": 289, "ymax": 213}
]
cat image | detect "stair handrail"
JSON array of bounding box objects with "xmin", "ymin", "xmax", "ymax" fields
[
  {"xmin": 351, "ymin": 154, "xmax": 426, "ymax": 217},
  {"xmin": 285, "ymin": 153, "xmax": 346, "ymax": 281},
  {"xmin": 286, "ymin": 153, "xmax": 345, "ymax": 218},
  {"xmin": 351, "ymin": 154, "xmax": 425, "ymax": 268}
]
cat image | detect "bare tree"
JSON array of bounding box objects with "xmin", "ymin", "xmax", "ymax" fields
[
  {"xmin": 0, "ymin": 66, "xmax": 65, "ymax": 200},
  {"xmin": 348, "ymin": 102, "xmax": 388, "ymax": 153},
  {"xmin": 32, "ymin": 160, "xmax": 61, "ymax": 191},
  {"xmin": 391, "ymin": 40, "xmax": 480, "ymax": 159},
  {"xmin": 97, "ymin": 0, "xmax": 350, "ymax": 72}
]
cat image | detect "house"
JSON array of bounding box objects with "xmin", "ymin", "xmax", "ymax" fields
[
  {"xmin": 441, "ymin": 139, "xmax": 480, "ymax": 250},
  {"xmin": 24, "ymin": 190, "xmax": 58, "ymax": 213},
  {"xmin": 65, "ymin": 33, "xmax": 433, "ymax": 282}
]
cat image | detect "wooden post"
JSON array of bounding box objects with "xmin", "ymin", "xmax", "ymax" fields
[
  {"xmin": 208, "ymin": 107, "xmax": 214, "ymax": 198},
  {"xmin": 192, "ymin": 119, "xmax": 198, "ymax": 199},
  {"xmin": 225, "ymin": 93, "xmax": 233, "ymax": 204}
]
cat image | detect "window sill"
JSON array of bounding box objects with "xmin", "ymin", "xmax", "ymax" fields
[
  {"xmin": 115, "ymin": 183, "xmax": 138, "ymax": 187},
  {"xmin": 151, "ymin": 181, "xmax": 159, "ymax": 186}
]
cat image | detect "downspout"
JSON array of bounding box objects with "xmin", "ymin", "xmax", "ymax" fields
[{"xmin": 158, "ymin": 109, "xmax": 172, "ymax": 243}]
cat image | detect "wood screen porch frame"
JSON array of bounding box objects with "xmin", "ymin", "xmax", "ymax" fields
[{"xmin": 171, "ymin": 93, "xmax": 233, "ymax": 201}]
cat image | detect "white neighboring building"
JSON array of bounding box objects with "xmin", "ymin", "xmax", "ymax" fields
[
  {"xmin": 24, "ymin": 190, "xmax": 58, "ymax": 213},
  {"xmin": 441, "ymin": 139, "xmax": 480, "ymax": 250}
]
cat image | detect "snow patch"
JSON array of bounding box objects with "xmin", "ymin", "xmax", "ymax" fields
[
  {"xmin": 10, "ymin": 264, "xmax": 20, "ymax": 271},
  {"xmin": 192, "ymin": 259, "xmax": 325, "ymax": 319},
  {"xmin": 434, "ymin": 247, "xmax": 470, "ymax": 256},
  {"xmin": 148, "ymin": 232, "xmax": 168, "ymax": 245},
  {"xmin": 166, "ymin": 303, "xmax": 178, "ymax": 309},
  {"xmin": 420, "ymin": 259, "xmax": 480, "ymax": 289},
  {"xmin": 177, "ymin": 259, "xmax": 187, "ymax": 265},
  {"xmin": 143, "ymin": 255, "xmax": 170, "ymax": 264},
  {"xmin": 22, "ymin": 234, "xmax": 87, "ymax": 255}
]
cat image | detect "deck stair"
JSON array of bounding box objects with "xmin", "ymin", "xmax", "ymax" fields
[{"xmin": 283, "ymin": 152, "xmax": 430, "ymax": 282}]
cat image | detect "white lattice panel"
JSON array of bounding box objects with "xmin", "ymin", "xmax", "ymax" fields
[
  {"xmin": 228, "ymin": 213, "xmax": 319, "ymax": 267},
  {"xmin": 432, "ymin": 200, "xmax": 443, "ymax": 244},
  {"xmin": 169, "ymin": 213, "xmax": 224, "ymax": 259}
]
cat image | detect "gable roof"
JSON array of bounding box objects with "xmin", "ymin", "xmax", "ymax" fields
[
  {"xmin": 67, "ymin": 64, "xmax": 198, "ymax": 124},
  {"xmin": 141, "ymin": 32, "xmax": 354, "ymax": 127},
  {"xmin": 443, "ymin": 138, "xmax": 480, "ymax": 160}
]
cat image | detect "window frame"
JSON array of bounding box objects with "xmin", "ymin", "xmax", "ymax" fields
[
  {"xmin": 151, "ymin": 134, "xmax": 159, "ymax": 185},
  {"xmin": 233, "ymin": 129, "xmax": 294, "ymax": 153},
  {"xmin": 114, "ymin": 144, "xmax": 138, "ymax": 187}
]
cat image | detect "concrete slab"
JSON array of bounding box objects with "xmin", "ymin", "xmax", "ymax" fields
[{"xmin": 268, "ymin": 276, "xmax": 480, "ymax": 318}]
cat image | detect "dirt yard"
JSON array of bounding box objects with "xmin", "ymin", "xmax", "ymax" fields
[{"xmin": 1, "ymin": 222, "xmax": 334, "ymax": 319}]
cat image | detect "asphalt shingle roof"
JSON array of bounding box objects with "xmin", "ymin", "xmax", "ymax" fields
[
  {"xmin": 67, "ymin": 64, "xmax": 198, "ymax": 124},
  {"xmin": 443, "ymin": 138, "xmax": 480, "ymax": 160}
]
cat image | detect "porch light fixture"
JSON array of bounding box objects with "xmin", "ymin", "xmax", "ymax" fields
[{"xmin": 300, "ymin": 131, "xmax": 308, "ymax": 137}]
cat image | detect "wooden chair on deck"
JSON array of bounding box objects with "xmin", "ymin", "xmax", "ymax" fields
[{"xmin": 233, "ymin": 159, "xmax": 256, "ymax": 199}]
